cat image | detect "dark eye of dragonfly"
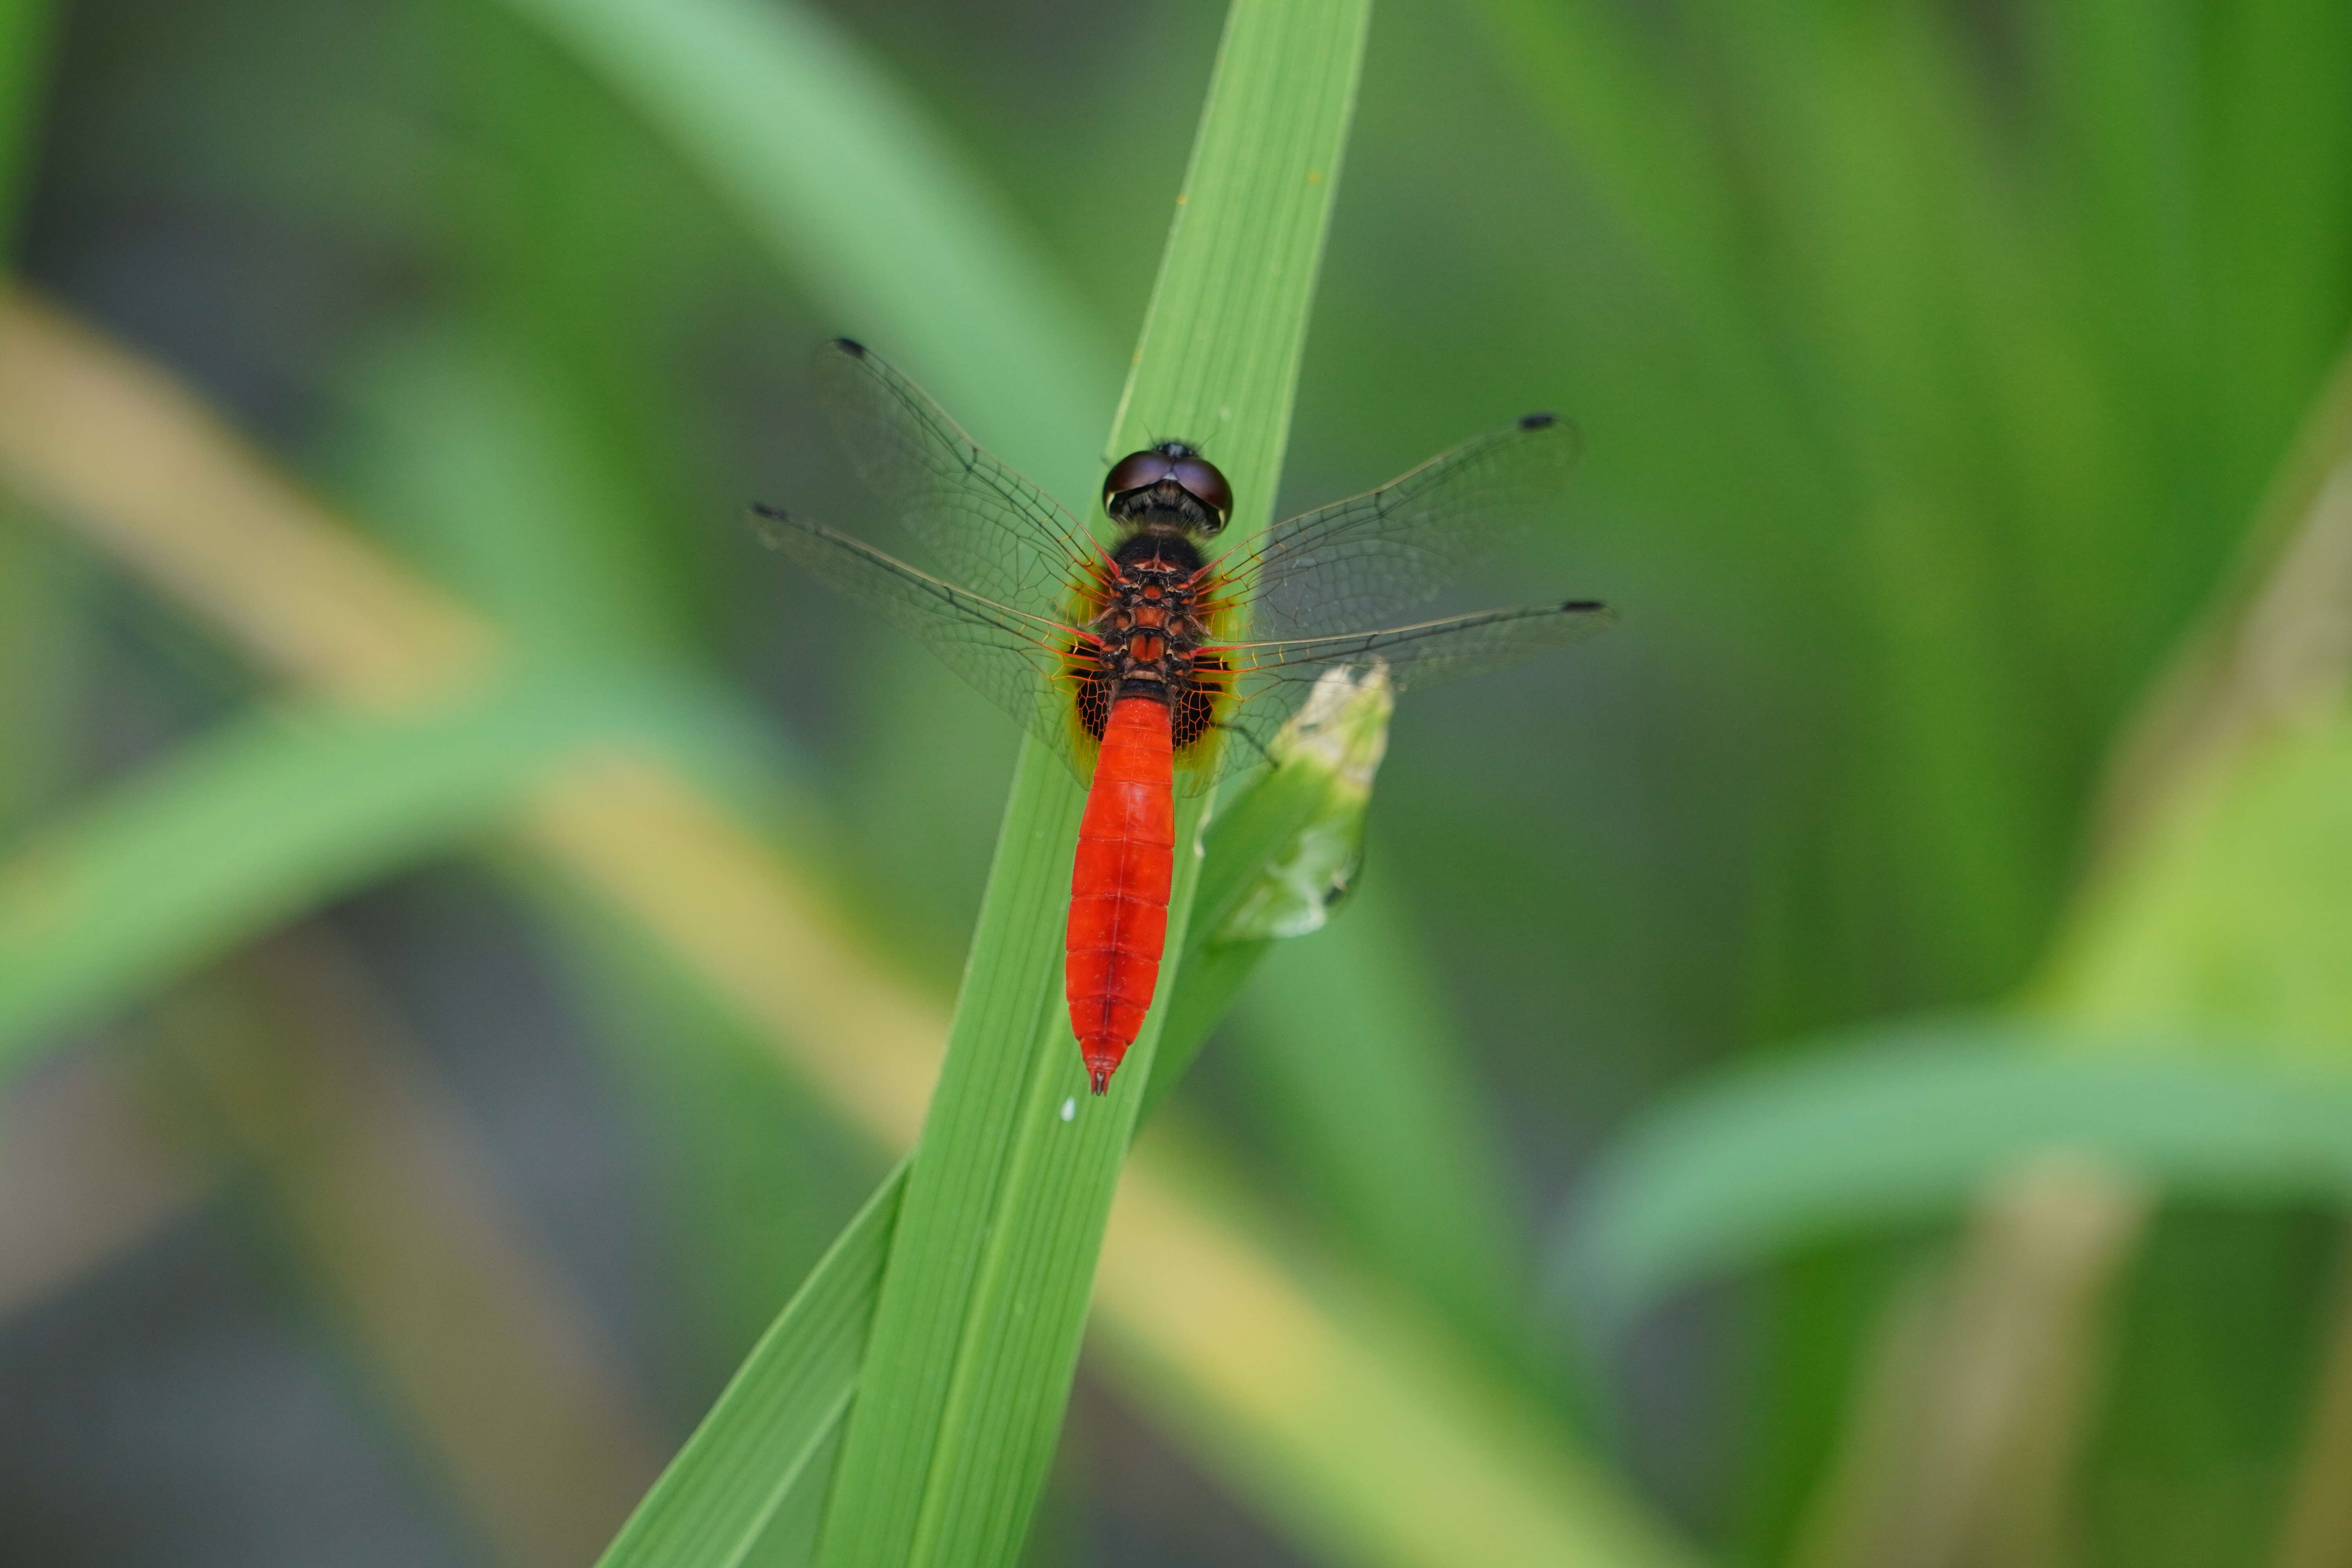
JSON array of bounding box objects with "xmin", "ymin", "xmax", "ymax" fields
[{"xmin": 1102, "ymin": 441, "xmax": 1232, "ymax": 535}]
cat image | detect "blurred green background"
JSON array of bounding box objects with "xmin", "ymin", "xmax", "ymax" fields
[{"xmin": 3, "ymin": 0, "xmax": 2351, "ymax": 1564}]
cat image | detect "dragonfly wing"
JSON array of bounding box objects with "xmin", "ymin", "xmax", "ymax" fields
[
  {"xmin": 1207, "ymin": 599, "xmax": 1615, "ymax": 777},
  {"xmin": 812, "ymin": 339, "xmax": 1100, "ymax": 619},
  {"xmin": 1225, "ymin": 414, "xmax": 1584, "ymax": 637},
  {"xmin": 752, "ymin": 504, "xmax": 1090, "ymax": 770}
]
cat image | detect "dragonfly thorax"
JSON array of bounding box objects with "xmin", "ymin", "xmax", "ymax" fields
[
  {"xmin": 1074, "ymin": 531, "xmax": 1227, "ymax": 751},
  {"xmin": 1094, "ymin": 534, "xmax": 1210, "ymax": 693}
]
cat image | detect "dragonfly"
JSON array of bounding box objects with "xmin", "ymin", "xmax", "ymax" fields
[{"xmin": 755, "ymin": 339, "xmax": 1614, "ymax": 1095}]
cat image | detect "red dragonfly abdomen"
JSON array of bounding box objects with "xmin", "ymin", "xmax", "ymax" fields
[{"xmin": 1065, "ymin": 693, "xmax": 1175, "ymax": 1093}]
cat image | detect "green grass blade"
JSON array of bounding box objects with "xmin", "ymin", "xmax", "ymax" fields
[
  {"xmin": 1554, "ymin": 1020, "xmax": 2352, "ymax": 1336},
  {"xmin": 811, "ymin": 6, "xmax": 1372, "ymax": 1564}
]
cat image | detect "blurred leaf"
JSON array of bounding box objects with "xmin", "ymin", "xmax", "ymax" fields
[
  {"xmin": 0, "ymin": 668, "xmax": 760, "ymax": 1082},
  {"xmin": 489, "ymin": 0, "xmax": 1116, "ymax": 494},
  {"xmin": 425, "ymin": 0, "xmax": 744, "ymax": 660},
  {"xmin": 811, "ymin": 8, "xmax": 1375, "ymax": 1563},
  {"xmin": 0, "ymin": 0, "xmax": 53, "ymax": 242},
  {"xmin": 1233, "ymin": 882, "xmax": 1526, "ymax": 1357},
  {"xmin": 1456, "ymin": 0, "xmax": 1732, "ymax": 296},
  {"xmin": 0, "ymin": 288, "xmax": 497, "ymax": 706},
  {"xmin": 341, "ymin": 322, "xmax": 686, "ymax": 662},
  {"xmin": 0, "ymin": 513, "xmax": 90, "ymax": 831},
  {"xmin": 2017, "ymin": 334, "xmax": 2352, "ymax": 1562},
  {"xmin": 1467, "ymin": 0, "xmax": 2352, "ymax": 1031},
  {"xmin": 150, "ymin": 936, "xmax": 666, "ymax": 1568},
  {"xmin": 1460, "ymin": 12, "xmax": 2352, "ymax": 1540},
  {"xmin": 2044, "ymin": 335, "xmax": 2352, "ymax": 1064},
  {"xmin": 1554, "ymin": 1022, "xmax": 2352, "ymax": 1336},
  {"xmin": 2049, "ymin": 713, "xmax": 2352, "ymax": 1059},
  {"xmin": 527, "ymin": 861, "xmax": 889, "ymax": 1355},
  {"xmin": 1096, "ymin": 1126, "xmax": 1696, "ymax": 1568},
  {"xmin": 2086, "ymin": 336, "xmax": 2352, "ymax": 855}
]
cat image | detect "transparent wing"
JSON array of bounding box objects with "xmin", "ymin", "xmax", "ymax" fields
[
  {"xmin": 1222, "ymin": 414, "xmax": 1584, "ymax": 637},
  {"xmin": 751, "ymin": 504, "xmax": 1090, "ymax": 770},
  {"xmin": 812, "ymin": 338, "xmax": 1098, "ymax": 619},
  {"xmin": 1207, "ymin": 600, "xmax": 1615, "ymax": 775}
]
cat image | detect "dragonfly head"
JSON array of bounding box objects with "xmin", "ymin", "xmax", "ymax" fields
[{"xmin": 1102, "ymin": 441, "xmax": 1232, "ymax": 536}]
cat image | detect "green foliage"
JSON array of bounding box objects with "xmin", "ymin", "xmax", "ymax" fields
[
  {"xmin": 11, "ymin": 0, "xmax": 2352, "ymax": 1562},
  {"xmin": 493, "ymin": 0, "xmax": 1114, "ymax": 490},
  {"xmin": 0, "ymin": 671, "xmax": 749, "ymax": 1078},
  {"xmin": 1559, "ymin": 1022, "xmax": 2352, "ymax": 1335},
  {"xmin": 1231, "ymin": 887, "xmax": 1528, "ymax": 1360},
  {"xmin": 0, "ymin": 0, "xmax": 52, "ymax": 241},
  {"xmin": 2053, "ymin": 715, "xmax": 2352, "ymax": 1058}
]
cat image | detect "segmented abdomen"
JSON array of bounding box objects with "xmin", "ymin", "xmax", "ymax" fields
[{"xmin": 1065, "ymin": 695, "xmax": 1174, "ymax": 1093}]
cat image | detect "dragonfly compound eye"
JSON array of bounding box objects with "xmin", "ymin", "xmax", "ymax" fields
[
  {"xmin": 1167, "ymin": 454, "xmax": 1233, "ymax": 530},
  {"xmin": 1103, "ymin": 443, "xmax": 1233, "ymax": 535},
  {"xmin": 1102, "ymin": 449, "xmax": 1177, "ymax": 512}
]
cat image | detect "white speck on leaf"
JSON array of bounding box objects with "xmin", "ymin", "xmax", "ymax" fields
[{"xmin": 1060, "ymin": 1097, "xmax": 1076, "ymax": 1122}]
